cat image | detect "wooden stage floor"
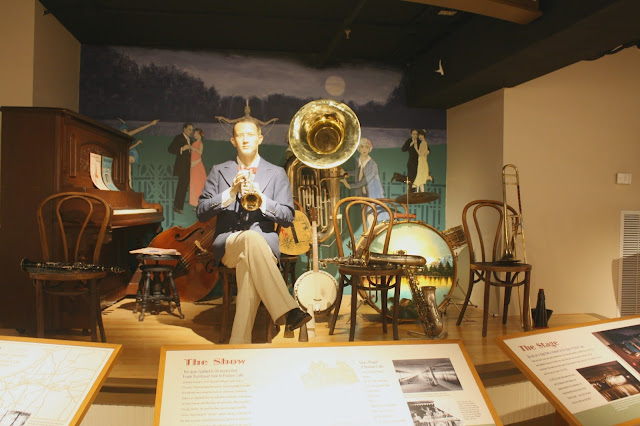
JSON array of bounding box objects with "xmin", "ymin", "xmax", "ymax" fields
[
  {"xmin": 1, "ymin": 294, "xmax": 604, "ymax": 408},
  {"xmin": 10, "ymin": 297, "xmax": 604, "ymax": 380}
]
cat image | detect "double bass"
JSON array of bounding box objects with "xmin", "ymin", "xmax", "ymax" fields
[{"xmin": 147, "ymin": 217, "xmax": 219, "ymax": 302}]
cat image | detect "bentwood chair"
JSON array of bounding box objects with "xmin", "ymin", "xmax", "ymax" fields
[
  {"xmin": 328, "ymin": 196, "xmax": 403, "ymax": 341},
  {"xmin": 456, "ymin": 200, "xmax": 532, "ymax": 337},
  {"xmin": 22, "ymin": 192, "xmax": 113, "ymax": 342}
]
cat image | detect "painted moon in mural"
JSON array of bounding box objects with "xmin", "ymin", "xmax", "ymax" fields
[{"xmin": 325, "ymin": 76, "xmax": 346, "ymax": 97}]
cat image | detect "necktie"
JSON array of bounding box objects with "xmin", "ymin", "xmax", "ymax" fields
[{"xmin": 238, "ymin": 165, "xmax": 258, "ymax": 174}]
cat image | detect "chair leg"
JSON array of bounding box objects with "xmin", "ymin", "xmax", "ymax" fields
[
  {"xmin": 503, "ymin": 285, "xmax": 512, "ymax": 325},
  {"xmin": 89, "ymin": 279, "xmax": 98, "ymax": 342},
  {"xmin": 35, "ymin": 280, "xmax": 45, "ymax": 338},
  {"xmin": 349, "ymin": 277, "xmax": 358, "ymax": 341},
  {"xmin": 523, "ymin": 272, "xmax": 532, "ymax": 332},
  {"xmin": 482, "ymin": 280, "xmax": 491, "ymax": 337},
  {"xmin": 265, "ymin": 308, "xmax": 274, "ymax": 343},
  {"xmin": 329, "ymin": 275, "xmax": 345, "ymax": 335},
  {"xmin": 220, "ymin": 273, "xmax": 231, "ymax": 344},
  {"xmin": 456, "ymin": 272, "xmax": 476, "ymax": 326},
  {"xmin": 380, "ymin": 280, "xmax": 388, "ymax": 334},
  {"xmin": 96, "ymin": 295, "xmax": 106, "ymax": 342},
  {"xmin": 392, "ymin": 274, "xmax": 401, "ymax": 340}
]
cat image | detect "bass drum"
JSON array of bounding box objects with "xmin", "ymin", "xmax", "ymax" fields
[{"xmin": 357, "ymin": 221, "xmax": 457, "ymax": 321}]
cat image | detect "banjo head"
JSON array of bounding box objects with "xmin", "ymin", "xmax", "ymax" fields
[{"xmin": 294, "ymin": 269, "xmax": 338, "ymax": 314}]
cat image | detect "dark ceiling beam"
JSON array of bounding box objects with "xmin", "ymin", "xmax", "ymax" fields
[
  {"xmin": 402, "ymin": 0, "xmax": 541, "ymax": 24},
  {"xmin": 405, "ymin": 0, "xmax": 640, "ymax": 109},
  {"xmin": 315, "ymin": 0, "xmax": 370, "ymax": 68}
]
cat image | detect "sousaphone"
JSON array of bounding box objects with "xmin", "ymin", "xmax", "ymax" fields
[{"xmin": 287, "ymin": 99, "xmax": 360, "ymax": 243}]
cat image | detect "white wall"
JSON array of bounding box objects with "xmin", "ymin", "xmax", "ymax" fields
[
  {"xmin": 0, "ymin": 0, "xmax": 36, "ymax": 107},
  {"xmin": 446, "ymin": 90, "xmax": 506, "ymax": 310},
  {"xmin": 0, "ymin": 0, "xmax": 79, "ymax": 110},
  {"xmin": 32, "ymin": 0, "xmax": 80, "ymax": 108},
  {"xmin": 447, "ymin": 47, "xmax": 640, "ymax": 317}
]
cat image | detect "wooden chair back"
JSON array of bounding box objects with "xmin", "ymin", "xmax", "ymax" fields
[
  {"xmin": 36, "ymin": 192, "xmax": 112, "ymax": 265},
  {"xmin": 332, "ymin": 196, "xmax": 395, "ymax": 259},
  {"xmin": 461, "ymin": 199, "xmax": 519, "ymax": 264}
]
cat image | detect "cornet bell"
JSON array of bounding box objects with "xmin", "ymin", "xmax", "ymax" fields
[
  {"xmin": 288, "ymin": 99, "xmax": 360, "ymax": 169},
  {"xmin": 240, "ymin": 191, "xmax": 262, "ymax": 211}
]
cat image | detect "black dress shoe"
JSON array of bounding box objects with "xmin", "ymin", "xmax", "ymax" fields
[{"xmin": 285, "ymin": 308, "xmax": 312, "ymax": 331}]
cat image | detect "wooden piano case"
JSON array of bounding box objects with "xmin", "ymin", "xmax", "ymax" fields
[{"xmin": 0, "ymin": 107, "xmax": 163, "ymax": 332}]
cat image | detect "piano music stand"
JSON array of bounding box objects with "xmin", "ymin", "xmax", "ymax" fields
[{"xmin": 134, "ymin": 254, "xmax": 184, "ymax": 321}]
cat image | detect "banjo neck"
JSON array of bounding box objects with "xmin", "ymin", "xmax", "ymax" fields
[{"xmin": 311, "ymin": 207, "xmax": 319, "ymax": 273}]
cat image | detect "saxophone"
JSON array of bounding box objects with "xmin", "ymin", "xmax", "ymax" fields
[{"xmin": 405, "ymin": 267, "xmax": 445, "ymax": 338}]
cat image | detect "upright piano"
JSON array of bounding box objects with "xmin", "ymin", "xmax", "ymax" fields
[{"xmin": 0, "ymin": 106, "xmax": 164, "ymax": 331}]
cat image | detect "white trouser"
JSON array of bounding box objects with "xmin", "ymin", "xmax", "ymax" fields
[{"xmin": 222, "ymin": 230, "xmax": 298, "ymax": 344}]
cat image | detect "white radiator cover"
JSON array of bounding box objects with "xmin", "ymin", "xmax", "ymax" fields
[{"xmin": 619, "ymin": 211, "xmax": 640, "ymax": 316}]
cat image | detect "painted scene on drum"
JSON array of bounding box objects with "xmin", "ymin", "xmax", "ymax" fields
[{"xmin": 367, "ymin": 221, "xmax": 455, "ymax": 320}]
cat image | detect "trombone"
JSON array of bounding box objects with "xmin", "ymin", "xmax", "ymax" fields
[
  {"xmin": 500, "ymin": 164, "xmax": 526, "ymax": 264},
  {"xmin": 500, "ymin": 164, "xmax": 531, "ymax": 326}
]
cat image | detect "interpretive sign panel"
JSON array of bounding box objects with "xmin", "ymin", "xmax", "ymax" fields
[
  {"xmin": 0, "ymin": 336, "xmax": 121, "ymax": 426},
  {"xmin": 497, "ymin": 315, "xmax": 640, "ymax": 426},
  {"xmin": 155, "ymin": 340, "xmax": 500, "ymax": 425}
]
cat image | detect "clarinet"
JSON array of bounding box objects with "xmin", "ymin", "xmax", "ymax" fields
[{"xmin": 20, "ymin": 258, "xmax": 125, "ymax": 273}]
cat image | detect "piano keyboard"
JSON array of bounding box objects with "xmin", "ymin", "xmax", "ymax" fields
[{"xmin": 113, "ymin": 208, "xmax": 158, "ymax": 215}]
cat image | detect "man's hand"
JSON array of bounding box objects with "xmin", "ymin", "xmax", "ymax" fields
[{"xmin": 230, "ymin": 170, "xmax": 251, "ymax": 198}]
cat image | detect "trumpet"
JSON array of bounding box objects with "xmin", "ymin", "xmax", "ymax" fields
[{"xmin": 239, "ymin": 171, "xmax": 262, "ymax": 211}]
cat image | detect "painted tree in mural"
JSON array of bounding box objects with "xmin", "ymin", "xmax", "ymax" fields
[{"xmin": 80, "ymin": 46, "xmax": 221, "ymax": 122}]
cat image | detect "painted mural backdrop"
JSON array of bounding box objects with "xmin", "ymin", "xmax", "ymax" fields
[
  {"xmin": 79, "ymin": 45, "xmax": 446, "ymax": 231},
  {"xmin": 79, "ymin": 46, "xmax": 449, "ymax": 303}
]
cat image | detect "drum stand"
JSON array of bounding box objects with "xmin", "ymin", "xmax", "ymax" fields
[{"xmin": 440, "ymin": 282, "xmax": 476, "ymax": 322}]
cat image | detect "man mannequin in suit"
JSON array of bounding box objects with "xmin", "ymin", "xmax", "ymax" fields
[
  {"xmin": 196, "ymin": 119, "xmax": 311, "ymax": 344},
  {"xmin": 401, "ymin": 129, "xmax": 419, "ymax": 188},
  {"xmin": 168, "ymin": 122, "xmax": 194, "ymax": 214}
]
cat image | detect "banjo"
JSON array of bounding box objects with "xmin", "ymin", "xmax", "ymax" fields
[{"xmin": 293, "ymin": 207, "xmax": 338, "ymax": 315}]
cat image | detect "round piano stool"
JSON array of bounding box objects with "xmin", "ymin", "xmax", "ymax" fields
[{"xmin": 134, "ymin": 254, "xmax": 184, "ymax": 321}]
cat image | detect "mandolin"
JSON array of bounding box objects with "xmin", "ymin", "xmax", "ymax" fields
[
  {"xmin": 293, "ymin": 207, "xmax": 338, "ymax": 315},
  {"xmin": 278, "ymin": 209, "xmax": 312, "ymax": 256}
]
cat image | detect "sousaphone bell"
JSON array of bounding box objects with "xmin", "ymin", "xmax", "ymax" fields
[{"xmin": 288, "ymin": 99, "xmax": 361, "ymax": 170}]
